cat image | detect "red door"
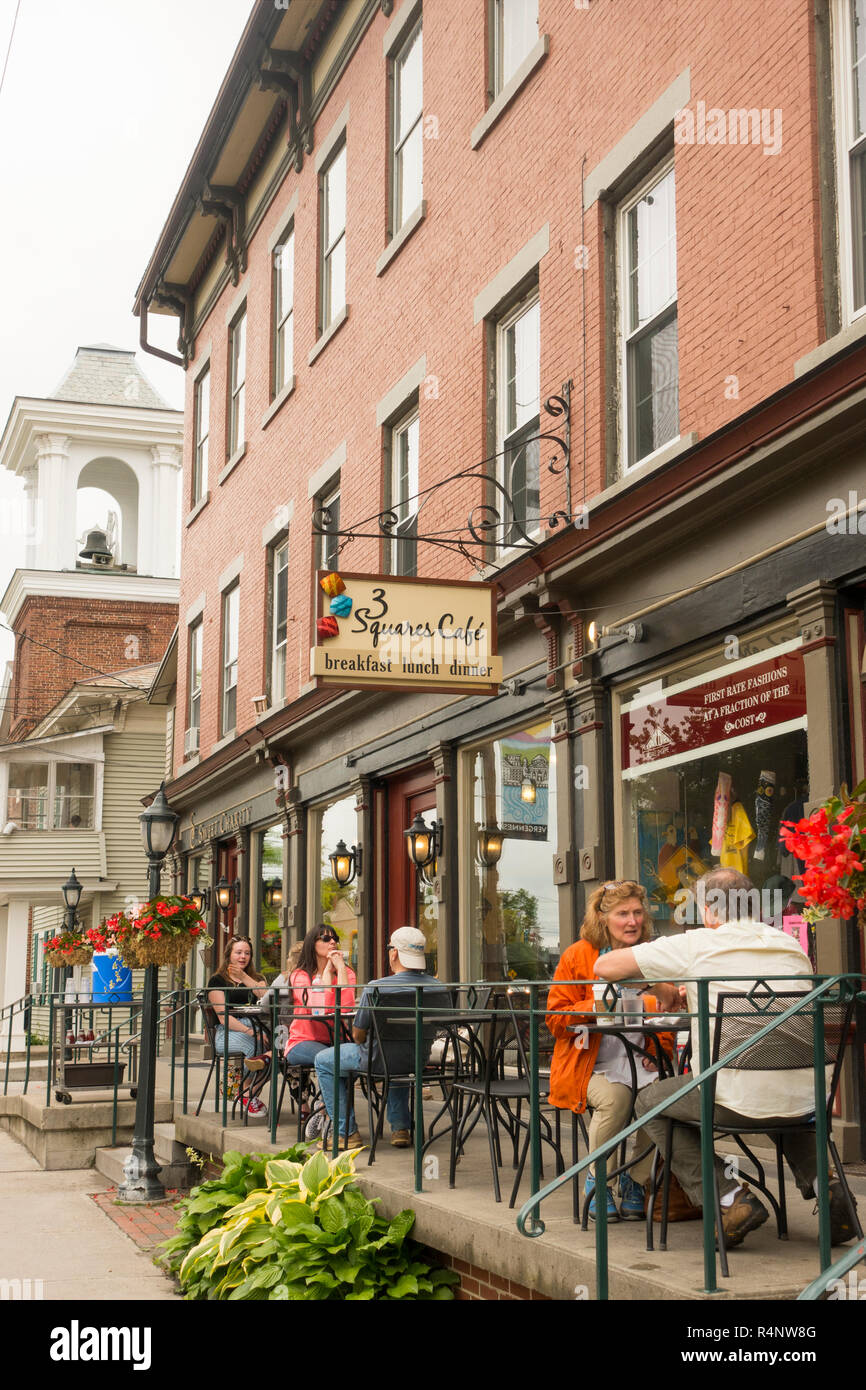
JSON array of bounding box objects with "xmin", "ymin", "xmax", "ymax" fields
[{"xmin": 385, "ymin": 765, "xmax": 439, "ymax": 979}]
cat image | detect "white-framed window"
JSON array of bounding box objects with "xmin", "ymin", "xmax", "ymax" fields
[
  {"xmin": 493, "ymin": 0, "xmax": 538, "ymax": 95},
  {"xmin": 273, "ymin": 228, "xmax": 294, "ymax": 394},
  {"xmin": 317, "ymin": 482, "xmax": 341, "ymax": 573},
  {"xmin": 619, "ymin": 161, "xmax": 678, "ymax": 469},
  {"xmin": 834, "ymin": 0, "xmax": 866, "ymax": 319},
  {"xmin": 388, "ymin": 408, "xmax": 420, "ymax": 576},
  {"xmin": 188, "ymin": 620, "xmax": 203, "ymax": 735},
  {"xmin": 5, "ymin": 760, "xmax": 96, "ymax": 830},
  {"xmin": 221, "ymin": 583, "xmax": 240, "ymax": 736},
  {"xmin": 392, "ymin": 19, "xmax": 423, "ymax": 234},
  {"xmin": 193, "ymin": 366, "xmax": 210, "ymax": 503},
  {"xmin": 320, "ymin": 143, "xmax": 347, "ymax": 330},
  {"xmin": 497, "ymin": 291, "xmax": 540, "ymax": 545},
  {"xmin": 228, "ymin": 309, "xmax": 247, "ymax": 457},
  {"xmin": 270, "ymin": 537, "xmax": 290, "ymax": 704}
]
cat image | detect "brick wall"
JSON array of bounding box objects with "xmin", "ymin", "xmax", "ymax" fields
[
  {"xmin": 435, "ymin": 1251, "xmax": 550, "ymax": 1301},
  {"xmin": 173, "ymin": 0, "xmax": 828, "ymax": 773},
  {"xmin": 9, "ymin": 596, "xmax": 177, "ymax": 740}
]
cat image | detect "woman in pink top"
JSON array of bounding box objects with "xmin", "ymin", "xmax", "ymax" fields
[{"xmin": 284, "ymin": 923, "xmax": 356, "ymax": 1066}]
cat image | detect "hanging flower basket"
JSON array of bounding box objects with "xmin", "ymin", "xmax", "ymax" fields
[
  {"xmin": 89, "ymin": 897, "xmax": 212, "ymax": 972},
  {"xmin": 44, "ymin": 942, "xmax": 93, "ymax": 969},
  {"xmin": 780, "ymin": 777, "xmax": 866, "ymax": 928}
]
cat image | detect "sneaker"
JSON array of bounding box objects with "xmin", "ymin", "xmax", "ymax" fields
[
  {"xmin": 245, "ymin": 1056, "xmax": 268, "ymax": 1072},
  {"xmin": 390, "ymin": 1130, "xmax": 411, "ymax": 1148},
  {"xmin": 304, "ymin": 1105, "xmax": 326, "ymax": 1140},
  {"xmin": 244, "ymin": 1096, "xmax": 267, "ymax": 1118},
  {"xmin": 319, "ymin": 1130, "xmax": 362, "ymax": 1151},
  {"xmin": 828, "ymin": 1181, "xmax": 859, "ymax": 1246},
  {"xmin": 719, "ymin": 1184, "xmax": 768, "ymax": 1248},
  {"xmin": 585, "ymin": 1175, "xmax": 619, "ymax": 1222},
  {"xmin": 618, "ymin": 1172, "xmax": 645, "ymax": 1220}
]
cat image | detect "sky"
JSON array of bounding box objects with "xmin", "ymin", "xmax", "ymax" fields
[{"xmin": 0, "ymin": 0, "xmax": 252, "ymax": 664}]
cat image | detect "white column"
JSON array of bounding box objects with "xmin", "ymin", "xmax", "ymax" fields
[
  {"xmin": 149, "ymin": 445, "xmax": 182, "ymax": 578},
  {"xmin": 20, "ymin": 464, "xmax": 39, "ymax": 568},
  {"xmin": 0, "ymin": 901, "xmax": 30, "ymax": 1047},
  {"xmin": 34, "ymin": 434, "xmax": 73, "ymax": 570}
]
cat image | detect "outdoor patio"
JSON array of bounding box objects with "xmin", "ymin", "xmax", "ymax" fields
[{"xmin": 169, "ymin": 1057, "xmax": 865, "ymax": 1302}]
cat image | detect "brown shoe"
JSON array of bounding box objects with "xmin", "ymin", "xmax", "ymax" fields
[
  {"xmin": 390, "ymin": 1130, "xmax": 411, "ymax": 1148},
  {"xmin": 645, "ymin": 1173, "xmax": 703, "ymax": 1222},
  {"xmin": 828, "ymin": 1181, "xmax": 859, "ymax": 1245},
  {"xmin": 719, "ymin": 1184, "xmax": 768, "ymax": 1248},
  {"xmin": 319, "ymin": 1130, "xmax": 363, "ymax": 1152}
]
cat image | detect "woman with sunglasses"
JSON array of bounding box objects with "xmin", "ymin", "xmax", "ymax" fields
[{"xmin": 283, "ymin": 923, "xmax": 356, "ymax": 1068}]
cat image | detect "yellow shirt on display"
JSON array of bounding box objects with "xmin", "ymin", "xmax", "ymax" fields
[{"xmin": 720, "ymin": 801, "xmax": 755, "ymax": 872}]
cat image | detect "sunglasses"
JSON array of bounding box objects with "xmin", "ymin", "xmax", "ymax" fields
[{"xmin": 318, "ymin": 934, "xmax": 339, "ymax": 944}]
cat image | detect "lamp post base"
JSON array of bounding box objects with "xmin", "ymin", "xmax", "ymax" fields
[{"xmin": 117, "ymin": 1146, "xmax": 166, "ymax": 1204}]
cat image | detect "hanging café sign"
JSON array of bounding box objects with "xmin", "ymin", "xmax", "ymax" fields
[{"xmin": 311, "ymin": 571, "xmax": 503, "ymax": 695}]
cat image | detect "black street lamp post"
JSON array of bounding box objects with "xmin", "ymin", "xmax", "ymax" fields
[
  {"xmin": 118, "ymin": 783, "xmax": 179, "ymax": 1203},
  {"xmin": 58, "ymin": 869, "xmax": 83, "ymax": 1058}
]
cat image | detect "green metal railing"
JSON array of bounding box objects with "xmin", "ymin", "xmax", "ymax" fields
[
  {"xmin": 797, "ymin": 1235, "xmax": 866, "ymax": 1299},
  {"xmin": 515, "ymin": 972, "xmax": 865, "ymax": 1298}
]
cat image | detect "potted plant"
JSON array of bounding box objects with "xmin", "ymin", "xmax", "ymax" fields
[
  {"xmin": 779, "ymin": 778, "xmax": 866, "ymax": 928},
  {"xmin": 89, "ymin": 897, "xmax": 212, "ymax": 969},
  {"xmin": 44, "ymin": 929, "xmax": 93, "ymax": 970}
]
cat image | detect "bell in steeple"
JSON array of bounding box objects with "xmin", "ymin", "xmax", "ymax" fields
[{"xmin": 78, "ymin": 527, "xmax": 114, "ymax": 567}]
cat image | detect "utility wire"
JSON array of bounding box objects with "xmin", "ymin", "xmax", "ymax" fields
[
  {"xmin": 0, "ymin": 622, "xmax": 145, "ymax": 689},
  {"xmin": 0, "ymin": 0, "xmax": 21, "ymax": 101}
]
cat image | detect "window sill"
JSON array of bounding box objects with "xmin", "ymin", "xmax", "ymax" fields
[
  {"xmin": 794, "ymin": 312, "xmax": 866, "ymax": 378},
  {"xmin": 181, "ymin": 754, "xmax": 200, "ymax": 771},
  {"xmin": 262, "ymin": 376, "xmax": 296, "ymax": 430},
  {"xmin": 219, "ymin": 444, "xmax": 247, "ymax": 486},
  {"xmin": 185, "ymin": 493, "xmax": 210, "ymax": 528},
  {"xmin": 470, "ymin": 35, "xmax": 549, "ymax": 151},
  {"xmin": 376, "ymin": 201, "xmax": 427, "ymax": 276},
  {"xmin": 308, "ymin": 305, "xmax": 349, "ymax": 365},
  {"xmin": 211, "ymin": 731, "xmax": 237, "ymax": 754},
  {"xmin": 599, "ymin": 432, "xmax": 699, "ymax": 509}
]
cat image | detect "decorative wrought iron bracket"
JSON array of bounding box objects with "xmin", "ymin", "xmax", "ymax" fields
[{"xmin": 313, "ymin": 381, "xmax": 574, "ymax": 569}]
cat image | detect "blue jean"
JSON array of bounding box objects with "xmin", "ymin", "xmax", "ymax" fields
[
  {"xmin": 314, "ymin": 1043, "xmax": 410, "ymax": 1136},
  {"xmin": 213, "ymin": 1026, "xmax": 259, "ymax": 1072},
  {"xmin": 284, "ymin": 1040, "xmax": 328, "ymax": 1067}
]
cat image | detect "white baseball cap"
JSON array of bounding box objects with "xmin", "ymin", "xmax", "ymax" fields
[{"xmin": 389, "ymin": 926, "xmax": 427, "ymax": 969}]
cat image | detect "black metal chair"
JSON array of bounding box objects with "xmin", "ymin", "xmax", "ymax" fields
[
  {"xmin": 194, "ymin": 991, "xmax": 245, "ymax": 1117},
  {"xmin": 447, "ymin": 987, "xmax": 564, "ymax": 1206},
  {"xmin": 361, "ymin": 986, "xmax": 455, "ymax": 1164},
  {"xmin": 648, "ymin": 986, "xmax": 863, "ymax": 1274},
  {"xmin": 272, "ymin": 986, "xmax": 324, "ymax": 1141}
]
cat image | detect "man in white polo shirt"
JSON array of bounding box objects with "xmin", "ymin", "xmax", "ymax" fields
[{"xmin": 595, "ymin": 867, "xmax": 857, "ymax": 1248}]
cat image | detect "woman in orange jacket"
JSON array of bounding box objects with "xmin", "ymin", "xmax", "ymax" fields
[{"xmin": 547, "ymin": 879, "xmax": 671, "ymax": 1222}]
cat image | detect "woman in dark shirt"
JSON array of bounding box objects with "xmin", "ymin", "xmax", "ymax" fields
[{"xmin": 207, "ymin": 936, "xmax": 270, "ymax": 1115}]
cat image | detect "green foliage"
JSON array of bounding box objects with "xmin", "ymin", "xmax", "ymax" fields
[
  {"xmin": 160, "ymin": 1147, "xmax": 458, "ymax": 1302},
  {"xmin": 156, "ymin": 1145, "xmax": 311, "ymax": 1275}
]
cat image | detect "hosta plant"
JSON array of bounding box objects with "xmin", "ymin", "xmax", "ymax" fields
[{"xmin": 169, "ymin": 1147, "xmax": 458, "ymax": 1301}]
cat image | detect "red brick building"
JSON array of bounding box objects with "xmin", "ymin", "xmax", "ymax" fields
[{"xmin": 137, "ymin": 2, "xmax": 865, "ymax": 1149}]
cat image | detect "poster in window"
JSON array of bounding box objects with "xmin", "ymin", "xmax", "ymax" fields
[{"xmin": 500, "ymin": 727, "xmax": 550, "ymax": 841}]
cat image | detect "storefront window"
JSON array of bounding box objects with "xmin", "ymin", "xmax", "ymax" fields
[
  {"xmin": 468, "ymin": 722, "xmax": 559, "ymax": 980},
  {"xmin": 318, "ymin": 795, "xmax": 359, "ymax": 971},
  {"xmin": 260, "ymin": 824, "xmax": 284, "ymax": 977},
  {"xmin": 620, "ymin": 638, "xmax": 808, "ymax": 932}
]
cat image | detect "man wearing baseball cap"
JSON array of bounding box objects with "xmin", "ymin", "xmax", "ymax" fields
[{"xmin": 314, "ymin": 926, "xmax": 449, "ymax": 1149}]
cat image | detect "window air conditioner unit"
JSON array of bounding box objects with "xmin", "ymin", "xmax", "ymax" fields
[{"xmin": 184, "ymin": 726, "xmax": 200, "ymax": 758}]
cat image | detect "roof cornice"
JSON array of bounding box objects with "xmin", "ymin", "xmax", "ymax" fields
[
  {"xmin": 0, "ymin": 396, "xmax": 183, "ymax": 479},
  {"xmin": 1, "ymin": 569, "xmax": 179, "ymax": 627}
]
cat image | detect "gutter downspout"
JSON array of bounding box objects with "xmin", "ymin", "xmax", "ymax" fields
[{"xmin": 138, "ymin": 299, "xmax": 185, "ymax": 369}]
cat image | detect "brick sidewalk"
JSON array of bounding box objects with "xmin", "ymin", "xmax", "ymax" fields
[{"xmin": 91, "ymin": 1188, "xmax": 186, "ymax": 1251}]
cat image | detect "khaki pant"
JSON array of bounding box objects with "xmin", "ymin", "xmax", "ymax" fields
[
  {"xmin": 634, "ymin": 1074, "xmax": 819, "ymax": 1207},
  {"xmin": 586, "ymin": 1072, "xmax": 654, "ymax": 1186}
]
